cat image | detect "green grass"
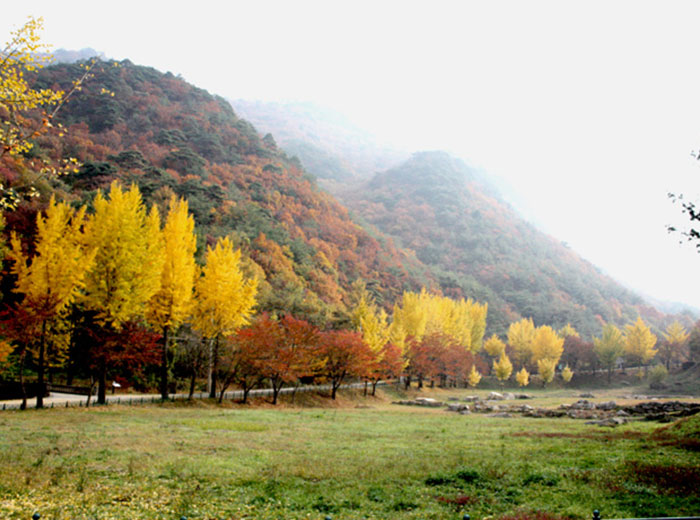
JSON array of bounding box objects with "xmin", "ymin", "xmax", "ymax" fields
[{"xmin": 0, "ymin": 390, "xmax": 698, "ymax": 520}]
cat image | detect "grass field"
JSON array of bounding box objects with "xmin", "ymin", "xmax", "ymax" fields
[{"xmin": 0, "ymin": 387, "xmax": 698, "ymax": 520}]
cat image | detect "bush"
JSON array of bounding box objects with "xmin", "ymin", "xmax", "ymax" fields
[{"xmin": 649, "ymin": 364, "xmax": 668, "ymax": 386}]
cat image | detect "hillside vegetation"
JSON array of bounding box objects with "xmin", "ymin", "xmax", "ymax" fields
[{"xmin": 19, "ymin": 60, "xmax": 431, "ymax": 324}]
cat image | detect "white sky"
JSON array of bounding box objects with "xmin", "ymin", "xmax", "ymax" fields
[{"xmin": 3, "ymin": 1, "xmax": 700, "ymax": 308}]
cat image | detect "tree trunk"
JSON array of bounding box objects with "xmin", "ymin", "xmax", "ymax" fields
[
  {"xmin": 209, "ymin": 336, "xmax": 219, "ymax": 399},
  {"xmin": 271, "ymin": 380, "xmax": 280, "ymax": 405},
  {"xmin": 371, "ymin": 380, "xmax": 378, "ymax": 396},
  {"xmin": 36, "ymin": 321, "xmax": 47, "ymax": 409},
  {"xmin": 363, "ymin": 380, "xmax": 368, "ymax": 396},
  {"xmin": 19, "ymin": 351, "xmax": 27, "ymax": 410},
  {"xmin": 97, "ymin": 358, "xmax": 107, "ymax": 404},
  {"xmin": 160, "ymin": 325, "xmax": 170, "ymax": 400},
  {"xmin": 331, "ymin": 381, "xmax": 338, "ymax": 400},
  {"xmin": 188, "ymin": 368, "xmax": 196, "ymax": 400}
]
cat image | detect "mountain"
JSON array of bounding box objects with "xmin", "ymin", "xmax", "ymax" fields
[
  {"xmin": 230, "ymin": 100, "xmax": 408, "ymax": 189},
  {"xmin": 346, "ymin": 151, "xmax": 672, "ymax": 337},
  {"xmin": 227, "ymin": 99, "xmax": 687, "ymax": 338},
  {"xmin": 12, "ymin": 59, "xmax": 433, "ymax": 325},
  {"xmin": 14, "ymin": 59, "xmax": 687, "ymax": 339}
]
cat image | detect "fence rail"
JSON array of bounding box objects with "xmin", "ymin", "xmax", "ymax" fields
[{"xmin": 0, "ymin": 381, "xmax": 384, "ymax": 410}]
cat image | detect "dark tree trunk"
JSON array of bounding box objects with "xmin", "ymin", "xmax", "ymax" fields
[
  {"xmin": 209, "ymin": 336, "xmax": 219, "ymax": 399},
  {"xmin": 160, "ymin": 325, "xmax": 170, "ymax": 400},
  {"xmin": 19, "ymin": 352, "xmax": 27, "ymax": 410},
  {"xmin": 188, "ymin": 369, "xmax": 197, "ymax": 400},
  {"xmin": 36, "ymin": 321, "xmax": 46, "ymax": 409},
  {"xmin": 271, "ymin": 380, "xmax": 281, "ymax": 405},
  {"xmin": 371, "ymin": 379, "xmax": 378, "ymax": 396},
  {"xmin": 331, "ymin": 381, "xmax": 339, "ymax": 400},
  {"xmin": 97, "ymin": 358, "xmax": 107, "ymax": 404}
]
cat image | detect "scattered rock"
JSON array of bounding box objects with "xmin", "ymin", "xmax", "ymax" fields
[
  {"xmin": 515, "ymin": 394, "xmax": 533, "ymax": 399},
  {"xmin": 503, "ymin": 392, "xmax": 516, "ymax": 400},
  {"xmin": 597, "ymin": 401, "xmax": 617, "ymax": 411},
  {"xmin": 487, "ymin": 392, "xmax": 504, "ymax": 400},
  {"xmin": 415, "ymin": 397, "xmax": 443, "ymax": 407},
  {"xmin": 446, "ymin": 403, "xmax": 470, "ymax": 413},
  {"xmin": 459, "ymin": 409, "xmax": 471, "ymax": 415},
  {"xmin": 570, "ymin": 399, "xmax": 596, "ymax": 410},
  {"xmin": 488, "ymin": 412, "xmax": 513, "ymax": 418},
  {"xmin": 585, "ymin": 417, "xmax": 626, "ymax": 427},
  {"xmin": 463, "ymin": 395, "xmax": 481, "ymax": 402},
  {"xmin": 579, "ymin": 393, "xmax": 595, "ymax": 398},
  {"xmin": 393, "ymin": 398, "xmax": 444, "ymax": 408},
  {"xmin": 448, "ymin": 396, "xmax": 460, "ymax": 401}
]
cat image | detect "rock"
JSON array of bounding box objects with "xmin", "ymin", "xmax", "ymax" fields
[
  {"xmin": 570, "ymin": 399, "xmax": 595, "ymax": 410},
  {"xmin": 488, "ymin": 412, "xmax": 513, "ymax": 418},
  {"xmin": 579, "ymin": 393, "xmax": 595, "ymax": 398},
  {"xmin": 415, "ymin": 397, "xmax": 443, "ymax": 407},
  {"xmin": 597, "ymin": 400, "xmax": 617, "ymax": 411},
  {"xmin": 448, "ymin": 397, "xmax": 460, "ymax": 401},
  {"xmin": 487, "ymin": 392, "xmax": 504, "ymax": 400},
  {"xmin": 515, "ymin": 394, "xmax": 533, "ymax": 399},
  {"xmin": 615, "ymin": 410, "xmax": 630, "ymax": 417},
  {"xmin": 518, "ymin": 404, "xmax": 534, "ymax": 413},
  {"xmin": 503, "ymin": 392, "xmax": 516, "ymax": 400},
  {"xmin": 585, "ymin": 417, "xmax": 626, "ymax": 427},
  {"xmin": 392, "ymin": 398, "xmax": 444, "ymax": 407},
  {"xmin": 463, "ymin": 395, "xmax": 481, "ymax": 402},
  {"xmin": 459, "ymin": 409, "xmax": 471, "ymax": 415},
  {"xmin": 447, "ymin": 403, "xmax": 470, "ymax": 413}
]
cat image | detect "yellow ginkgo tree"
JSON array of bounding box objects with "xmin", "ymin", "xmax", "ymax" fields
[
  {"xmin": 82, "ymin": 182, "xmax": 165, "ymax": 403},
  {"xmin": 146, "ymin": 196, "xmax": 197, "ymax": 400},
  {"xmin": 624, "ymin": 317, "xmax": 657, "ymax": 371},
  {"xmin": 9, "ymin": 197, "xmax": 95, "ymax": 408},
  {"xmin": 191, "ymin": 236, "xmax": 258, "ymax": 398},
  {"xmin": 660, "ymin": 321, "xmax": 689, "ymax": 370},
  {"xmin": 507, "ymin": 318, "xmax": 535, "ymax": 368}
]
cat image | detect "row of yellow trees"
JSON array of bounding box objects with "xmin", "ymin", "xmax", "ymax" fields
[
  {"xmin": 5, "ymin": 181, "xmax": 257, "ymax": 406},
  {"xmin": 355, "ymin": 287, "xmax": 686, "ymax": 389}
]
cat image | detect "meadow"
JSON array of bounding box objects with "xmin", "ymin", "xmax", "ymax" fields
[{"xmin": 0, "ymin": 387, "xmax": 698, "ymax": 520}]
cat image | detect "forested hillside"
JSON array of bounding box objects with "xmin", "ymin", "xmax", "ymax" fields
[
  {"xmin": 7, "ymin": 60, "xmax": 431, "ymax": 325},
  {"xmin": 346, "ymin": 151, "xmax": 667, "ymax": 337}
]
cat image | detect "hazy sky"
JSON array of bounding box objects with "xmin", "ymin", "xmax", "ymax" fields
[{"xmin": 4, "ymin": 1, "xmax": 700, "ymax": 308}]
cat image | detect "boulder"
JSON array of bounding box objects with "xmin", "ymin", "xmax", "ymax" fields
[
  {"xmin": 597, "ymin": 400, "xmax": 617, "ymax": 411},
  {"xmin": 447, "ymin": 403, "xmax": 470, "ymax": 413},
  {"xmin": 488, "ymin": 412, "xmax": 513, "ymax": 418},
  {"xmin": 487, "ymin": 391, "xmax": 505, "ymax": 400},
  {"xmin": 570, "ymin": 399, "xmax": 595, "ymax": 410},
  {"xmin": 463, "ymin": 395, "xmax": 481, "ymax": 402},
  {"xmin": 503, "ymin": 392, "xmax": 516, "ymax": 400},
  {"xmin": 579, "ymin": 393, "xmax": 595, "ymax": 398},
  {"xmin": 415, "ymin": 397, "xmax": 443, "ymax": 407},
  {"xmin": 515, "ymin": 394, "xmax": 533, "ymax": 399}
]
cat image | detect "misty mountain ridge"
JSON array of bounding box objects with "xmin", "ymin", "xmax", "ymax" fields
[{"xmin": 231, "ymin": 100, "xmax": 690, "ymax": 337}]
